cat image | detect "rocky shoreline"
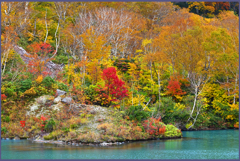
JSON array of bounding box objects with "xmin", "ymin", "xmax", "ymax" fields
[{"xmin": 1, "ymin": 135, "xmax": 182, "ymax": 147}]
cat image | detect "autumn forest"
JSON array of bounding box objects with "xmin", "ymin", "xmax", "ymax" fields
[{"xmin": 1, "ymin": 2, "xmax": 239, "ymax": 143}]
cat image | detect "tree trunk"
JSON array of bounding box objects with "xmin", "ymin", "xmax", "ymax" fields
[
  {"xmin": 44, "ymin": 9, "xmax": 48, "ymax": 43},
  {"xmin": 157, "ymin": 70, "xmax": 161, "ymax": 110},
  {"xmin": 187, "ymin": 86, "xmax": 198, "ymax": 122},
  {"xmin": 233, "ymin": 73, "xmax": 238, "ymax": 104}
]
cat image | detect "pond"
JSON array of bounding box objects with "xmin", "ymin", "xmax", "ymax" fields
[{"xmin": 1, "ymin": 129, "xmax": 239, "ymax": 159}]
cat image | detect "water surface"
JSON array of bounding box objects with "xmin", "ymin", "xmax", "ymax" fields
[{"xmin": 1, "ymin": 130, "xmax": 239, "ymax": 159}]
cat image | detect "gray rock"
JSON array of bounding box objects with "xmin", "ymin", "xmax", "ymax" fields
[
  {"xmin": 62, "ymin": 97, "xmax": 72, "ymax": 104},
  {"xmin": 14, "ymin": 45, "xmax": 64, "ymax": 78},
  {"xmin": 14, "ymin": 136, "xmax": 20, "ymax": 140},
  {"xmin": 54, "ymin": 96, "xmax": 62, "ymax": 104},
  {"xmin": 75, "ymin": 143, "xmax": 79, "ymax": 146},
  {"xmin": 100, "ymin": 142, "xmax": 109, "ymax": 146},
  {"xmin": 56, "ymin": 89, "xmax": 66, "ymax": 97},
  {"xmin": 36, "ymin": 95, "xmax": 53, "ymax": 105}
]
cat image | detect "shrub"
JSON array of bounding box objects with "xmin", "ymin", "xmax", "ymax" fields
[
  {"xmin": 19, "ymin": 79, "xmax": 32, "ymax": 93},
  {"xmin": 36, "ymin": 75, "xmax": 43, "ymax": 84},
  {"xmin": 5, "ymin": 88, "xmax": 15, "ymax": 97},
  {"xmin": 2, "ymin": 116, "xmax": 10, "ymax": 123},
  {"xmin": 42, "ymin": 76, "xmax": 55, "ymax": 88},
  {"xmin": 166, "ymin": 76, "xmax": 186, "ymax": 97},
  {"xmin": 24, "ymin": 87, "xmax": 37, "ymax": 96},
  {"xmin": 126, "ymin": 105, "xmax": 150, "ymax": 121},
  {"xmin": 85, "ymin": 85, "xmax": 110, "ymax": 106},
  {"xmin": 142, "ymin": 117, "xmax": 165, "ymax": 138},
  {"xmin": 164, "ymin": 124, "xmax": 182, "ymax": 137},
  {"xmin": 45, "ymin": 118, "xmax": 56, "ymax": 132},
  {"xmin": 1, "ymin": 127, "xmax": 7, "ymax": 134},
  {"xmin": 159, "ymin": 97, "xmax": 188, "ymax": 125},
  {"xmin": 70, "ymin": 124, "xmax": 78, "ymax": 129},
  {"xmin": 35, "ymin": 86, "xmax": 48, "ymax": 95},
  {"xmin": 52, "ymin": 55, "xmax": 68, "ymax": 65},
  {"xmin": 62, "ymin": 127, "xmax": 70, "ymax": 133},
  {"xmin": 1, "ymin": 94, "xmax": 7, "ymax": 101},
  {"xmin": 234, "ymin": 122, "xmax": 239, "ymax": 129},
  {"xmin": 51, "ymin": 130, "xmax": 62, "ymax": 140},
  {"xmin": 44, "ymin": 134, "xmax": 53, "ymax": 140},
  {"xmin": 57, "ymin": 82, "xmax": 68, "ymax": 91}
]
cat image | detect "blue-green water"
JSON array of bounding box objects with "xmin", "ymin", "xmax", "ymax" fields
[{"xmin": 1, "ymin": 130, "xmax": 239, "ymax": 159}]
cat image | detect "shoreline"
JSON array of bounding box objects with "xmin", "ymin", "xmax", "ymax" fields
[
  {"xmin": 1, "ymin": 128, "xmax": 238, "ymax": 145},
  {"xmin": 31, "ymin": 135, "xmax": 182, "ymax": 146}
]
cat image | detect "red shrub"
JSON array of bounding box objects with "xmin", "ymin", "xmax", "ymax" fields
[
  {"xmin": 142, "ymin": 117, "xmax": 166, "ymax": 138},
  {"xmin": 1, "ymin": 94, "xmax": 7, "ymax": 101},
  {"xmin": 166, "ymin": 77, "xmax": 186, "ymax": 96}
]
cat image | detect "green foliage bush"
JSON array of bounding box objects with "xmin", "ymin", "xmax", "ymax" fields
[
  {"xmin": 62, "ymin": 127, "xmax": 70, "ymax": 133},
  {"xmin": 1, "ymin": 127, "xmax": 7, "ymax": 134},
  {"xmin": 160, "ymin": 97, "xmax": 189, "ymax": 125},
  {"xmin": 164, "ymin": 124, "xmax": 182, "ymax": 137},
  {"xmin": 44, "ymin": 118, "xmax": 56, "ymax": 132},
  {"xmin": 70, "ymin": 124, "xmax": 78, "ymax": 129},
  {"xmin": 57, "ymin": 82, "xmax": 68, "ymax": 91},
  {"xmin": 85, "ymin": 85, "xmax": 106, "ymax": 105},
  {"xmin": 42, "ymin": 76, "xmax": 55, "ymax": 88},
  {"xmin": 52, "ymin": 55, "xmax": 69, "ymax": 65},
  {"xmin": 2, "ymin": 116, "xmax": 10, "ymax": 123},
  {"xmin": 5, "ymin": 88, "xmax": 15, "ymax": 97},
  {"xmin": 126, "ymin": 105, "xmax": 150, "ymax": 121},
  {"xmin": 19, "ymin": 79, "xmax": 32, "ymax": 93},
  {"xmin": 84, "ymin": 85, "xmax": 98, "ymax": 100},
  {"xmin": 3, "ymin": 82, "xmax": 17, "ymax": 97}
]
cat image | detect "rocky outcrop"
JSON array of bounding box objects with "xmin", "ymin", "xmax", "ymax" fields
[
  {"xmin": 13, "ymin": 45, "xmax": 64, "ymax": 78},
  {"xmin": 54, "ymin": 96, "xmax": 62, "ymax": 104},
  {"xmin": 62, "ymin": 97, "xmax": 72, "ymax": 104},
  {"xmin": 26, "ymin": 95, "xmax": 64, "ymax": 117},
  {"xmin": 56, "ymin": 89, "xmax": 66, "ymax": 97}
]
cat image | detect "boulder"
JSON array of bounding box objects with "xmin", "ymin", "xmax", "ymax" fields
[
  {"xmin": 56, "ymin": 89, "xmax": 66, "ymax": 97},
  {"xmin": 14, "ymin": 136, "xmax": 20, "ymax": 140},
  {"xmin": 62, "ymin": 97, "xmax": 72, "ymax": 104},
  {"xmin": 54, "ymin": 96, "xmax": 62, "ymax": 104}
]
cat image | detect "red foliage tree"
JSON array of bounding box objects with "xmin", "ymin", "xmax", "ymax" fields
[
  {"xmin": 26, "ymin": 42, "xmax": 56, "ymax": 77},
  {"xmin": 166, "ymin": 77, "xmax": 186, "ymax": 96},
  {"xmin": 102, "ymin": 67, "xmax": 128, "ymax": 104}
]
